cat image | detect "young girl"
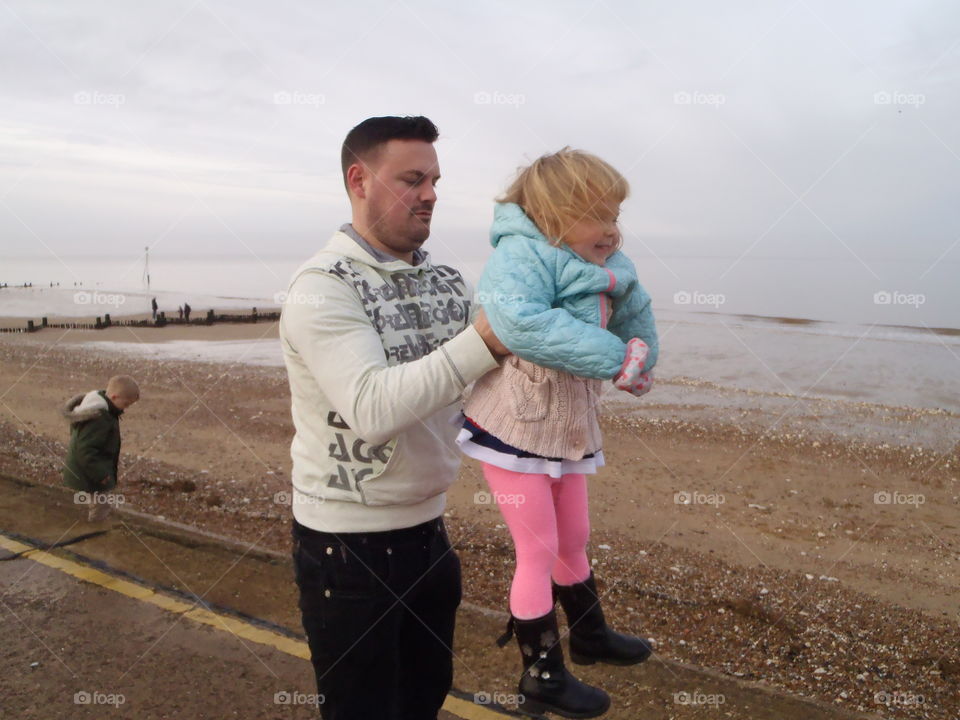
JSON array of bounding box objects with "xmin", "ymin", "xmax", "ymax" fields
[{"xmin": 458, "ymin": 148, "xmax": 657, "ymax": 718}]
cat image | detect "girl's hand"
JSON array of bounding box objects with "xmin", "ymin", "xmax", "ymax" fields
[
  {"xmin": 619, "ymin": 370, "xmax": 654, "ymax": 397},
  {"xmin": 613, "ymin": 338, "xmax": 649, "ymax": 390}
]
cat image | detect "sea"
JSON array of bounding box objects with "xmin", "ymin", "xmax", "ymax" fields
[{"xmin": 1, "ymin": 254, "xmax": 957, "ymax": 417}]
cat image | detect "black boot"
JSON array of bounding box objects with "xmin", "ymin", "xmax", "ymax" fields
[
  {"xmin": 497, "ymin": 609, "xmax": 610, "ymax": 718},
  {"xmin": 555, "ymin": 572, "xmax": 652, "ymax": 666}
]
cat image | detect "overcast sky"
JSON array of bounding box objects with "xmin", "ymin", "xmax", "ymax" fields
[{"xmin": 1, "ymin": 0, "xmax": 958, "ymax": 282}]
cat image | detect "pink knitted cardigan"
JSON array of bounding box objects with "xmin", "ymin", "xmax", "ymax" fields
[{"xmin": 463, "ymin": 354, "xmax": 604, "ymax": 461}]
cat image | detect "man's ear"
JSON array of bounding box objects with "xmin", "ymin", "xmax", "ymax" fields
[{"xmin": 346, "ymin": 163, "xmax": 367, "ymax": 200}]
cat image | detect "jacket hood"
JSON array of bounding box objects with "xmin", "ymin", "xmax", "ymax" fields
[
  {"xmin": 490, "ymin": 203, "xmax": 549, "ymax": 249},
  {"xmin": 62, "ymin": 390, "xmax": 119, "ymax": 423}
]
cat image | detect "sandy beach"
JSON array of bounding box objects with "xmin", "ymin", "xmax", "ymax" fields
[
  {"xmin": 6, "ymin": 3, "xmax": 960, "ymax": 716},
  {"xmin": 1, "ymin": 319, "xmax": 958, "ymax": 719}
]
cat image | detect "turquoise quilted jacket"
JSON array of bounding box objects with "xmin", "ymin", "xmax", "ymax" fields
[{"xmin": 478, "ymin": 203, "xmax": 658, "ymax": 379}]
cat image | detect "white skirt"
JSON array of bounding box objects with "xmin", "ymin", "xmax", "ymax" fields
[{"xmin": 455, "ymin": 416, "xmax": 605, "ymax": 479}]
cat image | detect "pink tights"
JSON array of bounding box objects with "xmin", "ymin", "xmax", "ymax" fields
[{"xmin": 481, "ymin": 463, "xmax": 592, "ymax": 619}]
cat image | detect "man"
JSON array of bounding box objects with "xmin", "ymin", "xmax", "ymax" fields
[{"xmin": 280, "ymin": 116, "xmax": 508, "ymax": 719}]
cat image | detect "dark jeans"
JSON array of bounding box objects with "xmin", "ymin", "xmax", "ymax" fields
[{"xmin": 292, "ymin": 516, "xmax": 462, "ymax": 720}]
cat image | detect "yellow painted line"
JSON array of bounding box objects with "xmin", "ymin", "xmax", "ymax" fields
[
  {"xmin": 442, "ymin": 695, "xmax": 508, "ymax": 719},
  {"xmin": 147, "ymin": 593, "xmax": 194, "ymax": 614},
  {"xmin": 100, "ymin": 575, "xmax": 155, "ymax": 600},
  {"xmin": 0, "ymin": 533, "xmax": 506, "ymax": 719},
  {"xmin": 183, "ymin": 608, "xmax": 312, "ymax": 660},
  {"xmin": 0, "ymin": 536, "xmax": 32, "ymax": 555}
]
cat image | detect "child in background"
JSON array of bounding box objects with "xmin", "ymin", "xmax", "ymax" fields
[
  {"xmin": 459, "ymin": 148, "xmax": 657, "ymax": 718},
  {"xmin": 62, "ymin": 375, "xmax": 140, "ymax": 522}
]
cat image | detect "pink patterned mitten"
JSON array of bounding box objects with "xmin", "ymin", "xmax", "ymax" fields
[
  {"xmin": 626, "ymin": 370, "xmax": 654, "ymax": 397},
  {"xmin": 613, "ymin": 338, "xmax": 649, "ymax": 392}
]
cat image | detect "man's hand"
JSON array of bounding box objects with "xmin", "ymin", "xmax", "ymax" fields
[{"xmin": 473, "ymin": 308, "xmax": 510, "ymax": 357}]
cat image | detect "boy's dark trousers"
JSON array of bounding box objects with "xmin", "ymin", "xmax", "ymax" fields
[{"xmin": 292, "ymin": 516, "xmax": 462, "ymax": 720}]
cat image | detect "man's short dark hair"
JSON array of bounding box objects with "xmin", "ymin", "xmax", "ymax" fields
[{"xmin": 341, "ymin": 116, "xmax": 439, "ymax": 189}]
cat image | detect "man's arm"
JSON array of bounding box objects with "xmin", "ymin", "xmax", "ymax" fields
[{"xmin": 281, "ymin": 270, "xmax": 502, "ymax": 445}]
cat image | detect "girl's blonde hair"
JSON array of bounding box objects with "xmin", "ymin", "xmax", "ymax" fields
[{"xmin": 498, "ymin": 147, "xmax": 629, "ymax": 249}]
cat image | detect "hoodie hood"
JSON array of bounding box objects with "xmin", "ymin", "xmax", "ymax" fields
[
  {"xmin": 62, "ymin": 390, "xmax": 119, "ymax": 423},
  {"xmin": 316, "ymin": 229, "xmax": 434, "ymax": 272}
]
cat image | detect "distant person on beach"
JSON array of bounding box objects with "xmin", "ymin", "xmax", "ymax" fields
[
  {"xmin": 178, "ymin": 305, "xmax": 183, "ymax": 320},
  {"xmin": 458, "ymin": 149, "xmax": 659, "ymax": 718},
  {"xmin": 61, "ymin": 375, "xmax": 140, "ymax": 523},
  {"xmin": 151, "ymin": 297, "xmax": 158, "ymax": 320},
  {"xmin": 280, "ymin": 115, "xmax": 508, "ymax": 719},
  {"xmin": 183, "ymin": 302, "xmax": 191, "ymax": 322}
]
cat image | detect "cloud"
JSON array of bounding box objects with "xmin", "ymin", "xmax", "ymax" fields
[{"xmin": 0, "ymin": 0, "xmax": 957, "ymax": 274}]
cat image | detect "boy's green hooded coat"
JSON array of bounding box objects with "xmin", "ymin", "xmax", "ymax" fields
[{"xmin": 61, "ymin": 390, "xmax": 123, "ymax": 492}]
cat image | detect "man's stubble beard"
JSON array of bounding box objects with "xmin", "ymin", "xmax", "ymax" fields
[{"xmin": 366, "ymin": 202, "xmax": 431, "ymax": 253}]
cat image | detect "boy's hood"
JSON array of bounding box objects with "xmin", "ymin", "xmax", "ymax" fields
[
  {"xmin": 489, "ymin": 203, "xmax": 548, "ymax": 249},
  {"xmin": 61, "ymin": 390, "xmax": 117, "ymax": 423}
]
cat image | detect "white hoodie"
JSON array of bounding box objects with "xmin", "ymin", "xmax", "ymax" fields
[{"xmin": 279, "ymin": 229, "xmax": 499, "ymax": 532}]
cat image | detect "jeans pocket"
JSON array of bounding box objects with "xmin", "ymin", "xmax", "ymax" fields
[
  {"xmin": 324, "ymin": 543, "xmax": 391, "ymax": 599},
  {"xmin": 294, "ymin": 538, "xmax": 325, "ymax": 589},
  {"xmin": 430, "ymin": 528, "xmax": 462, "ymax": 609}
]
